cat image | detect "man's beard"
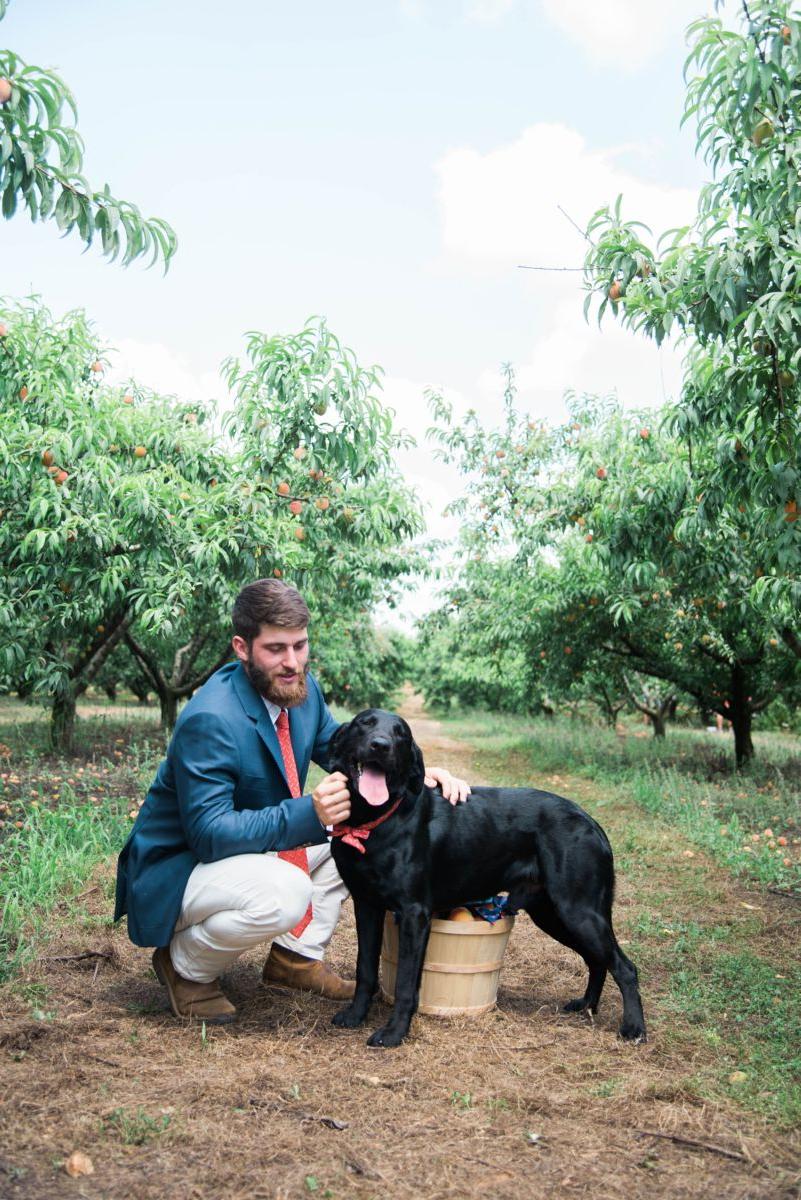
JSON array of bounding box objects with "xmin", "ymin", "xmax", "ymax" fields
[{"xmin": 244, "ymin": 654, "xmax": 309, "ymax": 708}]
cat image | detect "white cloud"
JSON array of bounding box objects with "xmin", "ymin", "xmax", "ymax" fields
[
  {"xmin": 433, "ymin": 117, "xmax": 691, "ymax": 448},
  {"xmin": 477, "ymin": 298, "xmax": 685, "ymax": 423},
  {"xmin": 436, "ymin": 121, "xmax": 698, "ymax": 272},
  {"xmin": 540, "ymin": 0, "xmax": 709, "ymax": 68},
  {"xmin": 466, "ymin": 0, "xmax": 516, "ymax": 22},
  {"xmin": 106, "ymin": 339, "xmax": 224, "ymax": 409}
]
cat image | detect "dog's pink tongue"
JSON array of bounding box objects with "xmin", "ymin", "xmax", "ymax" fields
[{"xmin": 358, "ymin": 767, "xmax": 389, "ymax": 806}]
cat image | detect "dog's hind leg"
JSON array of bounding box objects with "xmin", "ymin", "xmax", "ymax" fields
[
  {"xmin": 523, "ymin": 894, "xmax": 607, "ymax": 1015},
  {"xmin": 331, "ymin": 900, "xmax": 384, "ymax": 1030},
  {"xmin": 545, "ymin": 897, "xmax": 646, "ymax": 1042}
]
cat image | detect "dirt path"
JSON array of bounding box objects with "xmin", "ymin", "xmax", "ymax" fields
[{"xmin": 1, "ymin": 705, "xmax": 799, "ymax": 1199}]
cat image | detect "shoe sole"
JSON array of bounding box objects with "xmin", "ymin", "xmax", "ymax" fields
[
  {"xmin": 152, "ymin": 950, "xmax": 237, "ymax": 1024},
  {"xmin": 261, "ymin": 977, "xmax": 356, "ymax": 1001}
]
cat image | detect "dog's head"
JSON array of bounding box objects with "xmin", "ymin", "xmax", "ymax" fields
[{"xmin": 329, "ymin": 708, "xmax": 426, "ymax": 818}]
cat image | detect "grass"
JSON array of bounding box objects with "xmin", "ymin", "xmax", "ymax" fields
[{"xmin": 0, "ymin": 695, "xmax": 166, "ymax": 982}]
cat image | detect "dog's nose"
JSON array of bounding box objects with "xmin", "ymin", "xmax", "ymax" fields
[{"xmin": 369, "ymin": 735, "xmax": 391, "ymax": 754}]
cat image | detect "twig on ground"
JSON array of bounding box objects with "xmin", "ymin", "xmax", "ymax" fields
[
  {"xmin": 42, "ymin": 951, "xmax": 112, "ymax": 963},
  {"xmin": 634, "ymin": 1128, "xmax": 747, "ymax": 1161},
  {"xmin": 767, "ymin": 887, "xmax": 801, "ymax": 903}
]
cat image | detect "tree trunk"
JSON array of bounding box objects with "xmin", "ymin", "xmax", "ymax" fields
[
  {"xmin": 160, "ymin": 689, "xmax": 179, "ymax": 731},
  {"xmin": 104, "ymin": 683, "xmax": 118, "ymax": 701},
  {"xmin": 51, "ymin": 691, "xmax": 77, "ymax": 753},
  {"xmin": 648, "ymin": 712, "xmax": 667, "ymax": 738},
  {"xmin": 730, "ymin": 664, "xmax": 754, "ymax": 768}
]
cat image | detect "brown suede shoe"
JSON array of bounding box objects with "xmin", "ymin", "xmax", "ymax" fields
[
  {"xmin": 262, "ymin": 944, "xmax": 356, "ymax": 1001},
  {"xmin": 152, "ymin": 947, "xmax": 237, "ymax": 1024}
]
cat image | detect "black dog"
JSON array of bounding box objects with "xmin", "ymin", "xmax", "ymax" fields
[{"xmin": 328, "ymin": 709, "xmax": 646, "ymax": 1048}]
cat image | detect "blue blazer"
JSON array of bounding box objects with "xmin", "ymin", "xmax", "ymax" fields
[{"xmin": 113, "ymin": 662, "xmax": 338, "ymax": 948}]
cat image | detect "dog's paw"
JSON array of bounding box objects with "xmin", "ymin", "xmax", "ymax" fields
[
  {"xmin": 562, "ymin": 997, "xmax": 590, "ymax": 1013},
  {"xmin": 331, "ymin": 1005, "xmax": 367, "ymax": 1029},
  {"xmin": 619, "ymin": 1021, "xmax": 647, "ymax": 1043},
  {"xmin": 366, "ymin": 1024, "xmax": 405, "ymax": 1048}
]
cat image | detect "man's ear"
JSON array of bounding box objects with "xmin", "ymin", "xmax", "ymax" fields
[
  {"xmin": 409, "ymin": 739, "xmax": 426, "ymax": 795},
  {"xmin": 329, "ymin": 721, "xmax": 350, "ymax": 769}
]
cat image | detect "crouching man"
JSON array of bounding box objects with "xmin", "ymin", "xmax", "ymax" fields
[{"xmin": 114, "ymin": 579, "xmax": 467, "ymax": 1023}]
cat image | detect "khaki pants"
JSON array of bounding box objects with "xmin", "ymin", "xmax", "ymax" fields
[{"xmin": 170, "ymin": 843, "xmax": 349, "ymax": 983}]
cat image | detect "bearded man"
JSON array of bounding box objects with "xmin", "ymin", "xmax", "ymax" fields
[{"xmin": 114, "ymin": 579, "xmax": 468, "ymax": 1024}]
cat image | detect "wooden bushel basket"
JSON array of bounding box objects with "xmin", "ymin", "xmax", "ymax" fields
[{"xmin": 380, "ymin": 913, "xmax": 515, "ymax": 1017}]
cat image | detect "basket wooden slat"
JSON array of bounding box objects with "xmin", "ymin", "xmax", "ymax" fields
[{"xmin": 380, "ymin": 914, "xmax": 514, "ymax": 1017}]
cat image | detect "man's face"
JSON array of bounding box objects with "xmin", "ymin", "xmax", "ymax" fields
[{"xmin": 232, "ymin": 625, "xmax": 310, "ymax": 707}]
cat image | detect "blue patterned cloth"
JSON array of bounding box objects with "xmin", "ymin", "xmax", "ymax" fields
[{"xmin": 465, "ymin": 895, "xmax": 517, "ymax": 923}]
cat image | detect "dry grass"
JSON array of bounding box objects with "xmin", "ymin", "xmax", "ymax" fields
[{"xmin": 1, "ymin": 699, "xmax": 800, "ymax": 1199}]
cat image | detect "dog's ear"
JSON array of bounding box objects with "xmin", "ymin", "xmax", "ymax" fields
[
  {"xmin": 329, "ymin": 721, "xmax": 350, "ymax": 770},
  {"xmin": 408, "ymin": 738, "xmax": 426, "ymax": 796}
]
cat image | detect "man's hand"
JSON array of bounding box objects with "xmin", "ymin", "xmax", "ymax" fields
[
  {"xmin": 425, "ymin": 766, "xmax": 471, "ymax": 806},
  {"xmin": 312, "ymin": 771, "xmax": 351, "ymax": 826}
]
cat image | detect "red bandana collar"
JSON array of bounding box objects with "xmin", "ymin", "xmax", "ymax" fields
[{"xmin": 331, "ymin": 797, "xmax": 402, "ymax": 854}]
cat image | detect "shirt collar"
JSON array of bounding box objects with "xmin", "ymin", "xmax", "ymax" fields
[{"xmin": 261, "ymin": 695, "xmax": 283, "ymax": 726}]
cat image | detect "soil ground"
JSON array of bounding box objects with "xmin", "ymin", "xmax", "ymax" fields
[{"xmin": 1, "ymin": 696, "xmax": 800, "ymax": 1200}]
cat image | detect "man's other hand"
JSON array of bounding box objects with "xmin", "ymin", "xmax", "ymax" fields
[
  {"xmin": 425, "ymin": 766, "xmax": 471, "ymax": 806},
  {"xmin": 312, "ymin": 771, "xmax": 351, "ymax": 826}
]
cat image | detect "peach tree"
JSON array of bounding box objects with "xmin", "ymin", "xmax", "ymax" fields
[
  {"xmin": 0, "ymin": 1, "xmax": 175, "ymax": 265},
  {"xmin": 582, "ymin": 0, "xmax": 800, "ymax": 648},
  {"xmin": 1, "ymin": 304, "xmax": 425, "ymax": 745},
  {"xmin": 427, "ymin": 380, "xmax": 801, "ymax": 766}
]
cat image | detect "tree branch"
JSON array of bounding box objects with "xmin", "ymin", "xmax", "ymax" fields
[
  {"xmin": 123, "ymin": 631, "xmax": 166, "ymax": 694},
  {"xmin": 172, "ymin": 645, "xmax": 232, "ymax": 698}
]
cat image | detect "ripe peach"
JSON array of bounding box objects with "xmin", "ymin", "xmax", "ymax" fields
[
  {"xmin": 289, "ymin": 499, "xmax": 303, "ymax": 515},
  {"xmin": 41, "ymin": 450, "xmax": 54, "ymax": 467},
  {"xmin": 122, "ymin": 394, "xmax": 134, "ymax": 405},
  {"xmin": 273, "ymin": 568, "xmax": 282, "ymax": 578},
  {"xmin": 133, "ymin": 445, "xmax": 147, "ymax": 458},
  {"xmin": 277, "ymin": 481, "xmax": 290, "ymax": 496},
  {"xmin": 639, "ymin": 428, "xmax": 650, "ymax": 440},
  {"xmin": 294, "ymin": 526, "xmax": 305, "ymax": 541},
  {"xmin": 90, "ymin": 361, "xmax": 103, "ymax": 373},
  {"xmin": 0, "ymin": 323, "xmax": 7, "ymax": 337},
  {"xmin": 316, "ymin": 497, "xmax": 330, "ymax": 511},
  {"xmin": 0, "ymin": 79, "xmax": 12, "ymax": 104},
  {"xmin": 293, "ymin": 446, "xmax": 307, "ymax": 460},
  {"xmin": 785, "ymin": 499, "xmax": 798, "ymax": 522},
  {"xmin": 19, "ymin": 386, "xmax": 28, "ymax": 400},
  {"xmin": 54, "ymin": 470, "xmax": 69, "ymax": 486},
  {"xmin": 608, "ymin": 281, "xmax": 623, "ymax": 302},
  {"xmin": 781, "ymin": 24, "xmax": 791, "ymax": 42},
  {"xmin": 596, "ymin": 467, "xmax": 607, "ymax": 480}
]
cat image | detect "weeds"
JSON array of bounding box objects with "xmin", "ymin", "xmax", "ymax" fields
[{"xmin": 102, "ymin": 1106, "xmax": 172, "ymax": 1145}]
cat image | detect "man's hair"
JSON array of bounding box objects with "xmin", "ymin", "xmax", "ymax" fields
[{"xmin": 232, "ymin": 579, "xmax": 310, "ymax": 643}]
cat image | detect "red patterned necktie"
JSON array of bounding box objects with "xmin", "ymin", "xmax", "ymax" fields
[{"xmin": 275, "ymin": 709, "xmax": 313, "ymax": 938}]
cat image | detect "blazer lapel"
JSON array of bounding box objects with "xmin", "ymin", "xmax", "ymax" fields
[
  {"xmin": 231, "ymin": 664, "xmax": 290, "ymax": 790},
  {"xmin": 231, "ymin": 663, "xmax": 314, "ymax": 791}
]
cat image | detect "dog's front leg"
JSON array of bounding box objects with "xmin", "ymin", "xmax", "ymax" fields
[
  {"xmin": 367, "ymin": 905, "xmax": 431, "ymax": 1048},
  {"xmin": 331, "ymin": 900, "xmax": 384, "ymax": 1030}
]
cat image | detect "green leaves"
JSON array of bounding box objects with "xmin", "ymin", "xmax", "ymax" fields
[{"xmin": 0, "ymin": 48, "xmax": 176, "ymax": 268}]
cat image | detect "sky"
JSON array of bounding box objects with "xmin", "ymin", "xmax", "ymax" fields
[{"xmin": 3, "ymin": 0, "xmax": 713, "ymax": 616}]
